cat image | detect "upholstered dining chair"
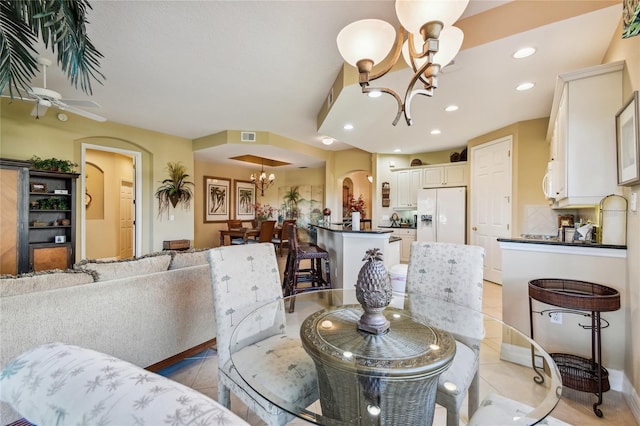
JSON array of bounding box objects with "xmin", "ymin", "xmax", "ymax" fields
[
  {"xmin": 405, "ymin": 242, "xmax": 485, "ymax": 426},
  {"xmin": 272, "ymin": 219, "xmax": 296, "ymax": 256},
  {"xmin": 207, "ymin": 243, "xmax": 318, "ymax": 426},
  {"xmin": 227, "ymin": 219, "xmax": 245, "ymax": 245}
]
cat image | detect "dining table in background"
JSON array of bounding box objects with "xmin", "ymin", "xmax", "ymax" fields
[{"xmin": 219, "ymin": 226, "xmax": 283, "ymax": 246}]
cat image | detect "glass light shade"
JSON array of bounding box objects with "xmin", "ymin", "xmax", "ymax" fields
[
  {"xmin": 402, "ymin": 26, "xmax": 463, "ymax": 68},
  {"xmin": 268, "ymin": 173, "xmax": 275, "ymax": 182},
  {"xmin": 395, "ymin": 0, "xmax": 469, "ymax": 34},
  {"xmin": 337, "ymin": 19, "xmax": 396, "ymax": 67}
]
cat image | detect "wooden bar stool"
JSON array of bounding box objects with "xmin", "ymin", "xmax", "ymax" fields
[{"xmin": 283, "ymin": 223, "xmax": 331, "ymax": 313}]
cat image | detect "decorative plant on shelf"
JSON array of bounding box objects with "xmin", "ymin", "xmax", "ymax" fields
[
  {"xmin": 30, "ymin": 156, "xmax": 77, "ymax": 173},
  {"xmin": 155, "ymin": 162, "xmax": 194, "ymax": 219}
]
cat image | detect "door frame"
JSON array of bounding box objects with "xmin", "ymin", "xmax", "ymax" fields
[{"xmin": 81, "ymin": 144, "xmax": 142, "ymax": 260}]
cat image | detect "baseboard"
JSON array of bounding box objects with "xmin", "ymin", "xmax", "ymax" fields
[
  {"xmin": 623, "ymin": 374, "xmax": 640, "ymax": 424},
  {"xmin": 500, "ymin": 342, "xmax": 624, "ymax": 392},
  {"xmin": 145, "ymin": 338, "xmax": 217, "ymax": 372}
]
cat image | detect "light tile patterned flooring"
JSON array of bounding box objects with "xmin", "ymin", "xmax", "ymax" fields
[{"xmin": 162, "ymin": 256, "xmax": 637, "ymax": 425}]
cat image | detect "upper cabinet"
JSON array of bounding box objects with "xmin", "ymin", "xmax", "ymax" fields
[
  {"xmin": 392, "ymin": 169, "xmax": 422, "ymax": 209},
  {"xmin": 422, "ymin": 162, "xmax": 467, "ymax": 188},
  {"xmin": 547, "ymin": 61, "xmax": 624, "ymax": 208}
]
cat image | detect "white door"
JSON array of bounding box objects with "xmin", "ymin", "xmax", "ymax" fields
[
  {"xmin": 470, "ymin": 137, "xmax": 512, "ymax": 284},
  {"xmin": 119, "ymin": 180, "xmax": 134, "ymax": 259}
]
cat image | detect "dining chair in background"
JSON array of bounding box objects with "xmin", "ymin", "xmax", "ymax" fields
[
  {"xmin": 405, "ymin": 241, "xmax": 485, "ymax": 426},
  {"xmin": 226, "ymin": 219, "xmax": 245, "ymax": 245},
  {"xmin": 246, "ymin": 220, "xmax": 276, "ymax": 244},
  {"xmin": 207, "ymin": 243, "xmax": 318, "ymax": 425}
]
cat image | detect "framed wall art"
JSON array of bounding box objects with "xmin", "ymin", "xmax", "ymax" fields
[
  {"xmin": 615, "ymin": 91, "xmax": 640, "ymax": 186},
  {"xmin": 203, "ymin": 176, "xmax": 230, "ymax": 223},
  {"xmin": 234, "ymin": 180, "xmax": 256, "ymax": 220}
]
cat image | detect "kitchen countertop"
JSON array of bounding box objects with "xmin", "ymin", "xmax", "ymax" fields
[
  {"xmin": 378, "ymin": 225, "xmax": 417, "ymax": 230},
  {"xmin": 497, "ymin": 237, "xmax": 626, "ymax": 250},
  {"xmin": 313, "ymin": 224, "xmax": 393, "ymax": 234}
]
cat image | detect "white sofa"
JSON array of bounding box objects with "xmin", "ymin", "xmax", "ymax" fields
[{"xmin": 0, "ymin": 250, "xmax": 216, "ymax": 424}]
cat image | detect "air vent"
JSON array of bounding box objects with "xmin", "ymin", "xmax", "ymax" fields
[{"xmin": 241, "ymin": 131, "xmax": 256, "ymax": 142}]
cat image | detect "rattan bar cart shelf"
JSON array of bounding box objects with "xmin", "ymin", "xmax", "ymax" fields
[{"xmin": 528, "ymin": 278, "xmax": 620, "ymax": 417}]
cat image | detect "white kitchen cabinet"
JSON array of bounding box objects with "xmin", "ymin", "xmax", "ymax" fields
[
  {"xmin": 392, "ymin": 228, "xmax": 416, "ymax": 263},
  {"xmin": 422, "ymin": 163, "xmax": 467, "ymax": 188},
  {"xmin": 393, "ymin": 169, "xmax": 422, "ymax": 208},
  {"xmin": 547, "ymin": 62, "xmax": 623, "ymax": 207}
]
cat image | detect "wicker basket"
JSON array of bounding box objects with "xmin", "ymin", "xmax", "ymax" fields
[
  {"xmin": 528, "ymin": 279, "xmax": 620, "ymax": 312},
  {"xmin": 550, "ymin": 353, "xmax": 610, "ymax": 393}
]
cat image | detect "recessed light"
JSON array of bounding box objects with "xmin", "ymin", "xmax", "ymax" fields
[
  {"xmin": 393, "ymin": 148, "xmax": 401, "ymax": 153},
  {"xmin": 444, "ymin": 105, "xmax": 459, "ymax": 112},
  {"xmin": 322, "ymin": 137, "xmax": 334, "ymax": 146},
  {"xmin": 343, "ymin": 123, "xmax": 354, "ymax": 130},
  {"xmin": 57, "ymin": 113, "xmax": 68, "ymax": 122},
  {"xmin": 513, "ymin": 47, "xmax": 536, "ymax": 59},
  {"xmin": 430, "ymin": 129, "xmax": 441, "ymax": 135},
  {"xmin": 516, "ymin": 82, "xmax": 535, "ymax": 91},
  {"xmin": 368, "ymin": 90, "xmax": 382, "ymax": 98}
]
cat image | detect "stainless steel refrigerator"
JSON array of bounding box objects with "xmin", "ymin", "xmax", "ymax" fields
[{"xmin": 416, "ymin": 187, "xmax": 466, "ymax": 244}]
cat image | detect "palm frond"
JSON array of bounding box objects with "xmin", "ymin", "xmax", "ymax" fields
[{"xmin": 0, "ymin": 0, "xmax": 104, "ymax": 97}]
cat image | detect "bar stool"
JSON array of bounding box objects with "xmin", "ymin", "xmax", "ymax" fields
[{"xmin": 283, "ymin": 223, "xmax": 331, "ymax": 313}]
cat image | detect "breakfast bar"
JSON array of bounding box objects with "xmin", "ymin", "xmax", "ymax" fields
[{"xmin": 313, "ymin": 225, "xmax": 398, "ymax": 302}]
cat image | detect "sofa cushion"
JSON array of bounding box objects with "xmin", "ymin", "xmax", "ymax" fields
[
  {"xmin": 75, "ymin": 253, "xmax": 171, "ymax": 281},
  {"xmin": 168, "ymin": 249, "xmax": 209, "ymax": 270},
  {"xmin": 0, "ymin": 270, "xmax": 96, "ymax": 297},
  {"xmin": 0, "ymin": 342, "xmax": 249, "ymax": 426}
]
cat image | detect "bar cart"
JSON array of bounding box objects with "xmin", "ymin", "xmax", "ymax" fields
[{"xmin": 528, "ymin": 278, "xmax": 620, "ymax": 417}]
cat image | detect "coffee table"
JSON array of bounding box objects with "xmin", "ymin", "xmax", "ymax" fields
[{"xmin": 229, "ymin": 290, "xmax": 562, "ymax": 425}]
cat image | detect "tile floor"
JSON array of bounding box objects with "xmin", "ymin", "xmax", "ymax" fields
[{"xmin": 161, "ymin": 256, "xmax": 637, "ymax": 425}]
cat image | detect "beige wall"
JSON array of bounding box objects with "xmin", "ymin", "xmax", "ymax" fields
[
  {"xmin": 1, "ymin": 98, "xmax": 195, "ymax": 255},
  {"xmin": 603, "ymin": 20, "xmax": 640, "ymax": 406}
]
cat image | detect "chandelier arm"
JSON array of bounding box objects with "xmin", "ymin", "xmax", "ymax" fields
[
  {"xmin": 402, "ymin": 59, "xmax": 438, "ymax": 126},
  {"xmin": 367, "ymin": 26, "xmax": 406, "ymax": 83},
  {"xmin": 363, "ymin": 86, "xmax": 404, "ymax": 126},
  {"xmin": 408, "ymin": 32, "xmax": 441, "ymax": 87}
]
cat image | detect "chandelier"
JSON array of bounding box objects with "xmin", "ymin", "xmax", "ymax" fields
[
  {"xmin": 336, "ymin": 0, "xmax": 468, "ymax": 126},
  {"xmin": 250, "ymin": 162, "xmax": 275, "ymax": 196}
]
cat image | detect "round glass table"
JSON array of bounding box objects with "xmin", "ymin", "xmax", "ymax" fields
[{"xmin": 229, "ymin": 290, "xmax": 562, "ymax": 425}]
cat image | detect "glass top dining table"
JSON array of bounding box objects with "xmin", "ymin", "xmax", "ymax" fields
[{"xmin": 229, "ymin": 289, "xmax": 562, "ymax": 425}]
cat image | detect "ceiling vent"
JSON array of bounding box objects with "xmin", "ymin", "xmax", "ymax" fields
[{"xmin": 241, "ymin": 131, "xmax": 256, "ymax": 142}]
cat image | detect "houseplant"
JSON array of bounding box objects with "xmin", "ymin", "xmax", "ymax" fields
[
  {"xmin": 155, "ymin": 162, "xmax": 194, "ymax": 218},
  {"xmin": 29, "ymin": 155, "xmax": 78, "ymax": 173}
]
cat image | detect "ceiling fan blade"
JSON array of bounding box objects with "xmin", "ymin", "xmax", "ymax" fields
[
  {"xmin": 58, "ymin": 104, "xmax": 107, "ymax": 122},
  {"xmin": 1, "ymin": 93, "xmax": 37, "ymax": 103},
  {"xmin": 60, "ymin": 99, "xmax": 102, "ymax": 108}
]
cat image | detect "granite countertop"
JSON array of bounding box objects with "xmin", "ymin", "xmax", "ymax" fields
[
  {"xmin": 377, "ymin": 225, "xmax": 417, "ymax": 230},
  {"xmin": 389, "ymin": 236, "xmax": 402, "ymax": 243},
  {"xmin": 313, "ymin": 224, "xmax": 393, "ymax": 234},
  {"xmin": 497, "ymin": 238, "xmax": 626, "ymax": 250}
]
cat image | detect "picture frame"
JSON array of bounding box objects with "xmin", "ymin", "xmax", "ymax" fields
[
  {"xmin": 615, "ymin": 91, "xmax": 640, "ymax": 186},
  {"xmin": 203, "ymin": 176, "xmax": 230, "ymax": 223},
  {"xmin": 30, "ymin": 182, "xmax": 47, "ymax": 192},
  {"xmin": 234, "ymin": 180, "xmax": 256, "ymax": 220}
]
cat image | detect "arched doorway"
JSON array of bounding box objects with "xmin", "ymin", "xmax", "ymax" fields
[{"xmin": 340, "ymin": 171, "xmax": 371, "ymax": 223}]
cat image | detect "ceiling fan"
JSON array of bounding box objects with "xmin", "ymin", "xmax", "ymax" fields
[{"xmin": 3, "ymin": 57, "xmax": 107, "ymax": 122}]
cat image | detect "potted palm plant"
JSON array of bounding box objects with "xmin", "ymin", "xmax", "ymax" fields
[{"xmin": 155, "ymin": 162, "xmax": 194, "ymax": 219}]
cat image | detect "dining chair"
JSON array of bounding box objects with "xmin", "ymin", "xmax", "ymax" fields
[
  {"xmin": 227, "ymin": 219, "xmax": 245, "ymax": 245},
  {"xmin": 405, "ymin": 241, "xmax": 485, "ymax": 426},
  {"xmin": 271, "ymin": 219, "xmax": 296, "ymax": 256},
  {"xmin": 246, "ymin": 220, "xmax": 276, "ymax": 244},
  {"xmin": 206, "ymin": 243, "xmax": 318, "ymax": 426}
]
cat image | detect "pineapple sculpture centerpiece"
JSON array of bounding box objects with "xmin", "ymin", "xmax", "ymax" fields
[{"xmin": 356, "ymin": 248, "xmax": 393, "ymax": 334}]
